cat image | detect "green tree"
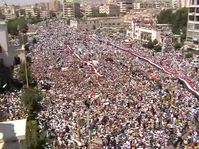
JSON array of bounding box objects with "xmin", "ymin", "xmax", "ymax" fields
[
  {"xmin": 157, "ymin": 9, "xmax": 173, "ymax": 24},
  {"xmin": 157, "ymin": 8, "xmax": 188, "ymax": 42},
  {"xmin": 174, "ymin": 42, "xmax": 182, "ymax": 50},
  {"xmin": 18, "ymin": 63, "xmax": 32, "ymax": 85},
  {"xmin": 98, "ymin": 13, "xmax": 108, "ymax": 17},
  {"xmin": 25, "ymin": 120, "xmax": 47, "ymax": 149},
  {"xmin": 147, "ymin": 40, "xmax": 155, "ymax": 49},
  {"xmin": 21, "ymin": 88, "xmax": 42, "ymax": 114},
  {"xmin": 172, "ymin": 8, "xmax": 188, "ymax": 41},
  {"xmin": 19, "ymin": 9, "xmax": 26, "ymax": 17},
  {"xmin": 154, "ymin": 45, "xmax": 162, "ymax": 52},
  {"xmin": 7, "ymin": 17, "xmax": 28, "ymax": 35},
  {"xmin": 153, "ymin": 39, "xmax": 159, "ymax": 45}
]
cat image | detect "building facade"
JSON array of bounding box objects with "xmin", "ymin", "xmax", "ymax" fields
[
  {"xmin": 63, "ymin": 0, "xmax": 74, "ymax": 18},
  {"xmin": 99, "ymin": 4, "xmax": 120, "ymax": 16},
  {"xmin": 0, "ymin": 21, "xmax": 12, "ymax": 67},
  {"xmin": 80, "ymin": 17, "xmax": 124, "ymax": 30},
  {"xmin": 63, "ymin": 0, "xmax": 80, "ymax": 18},
  {"xmin": 186, "ymin": 0, "xmax": 199, "ymax": 50},
  {"xmin": 117, "ymin": 0, "xmax": 133, "ymax": 14},
  {"xmin": 0, "ymin": 5, "xmax": 19, "ymax": 19}
]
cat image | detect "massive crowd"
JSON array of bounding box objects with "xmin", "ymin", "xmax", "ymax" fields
[{"xmin": 1, "ymin": 19, "xmax": 199, "ymax": 149}]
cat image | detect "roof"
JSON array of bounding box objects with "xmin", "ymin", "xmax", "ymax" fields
[{"xmin": 0, "ymin": 119, "xmax": 27, "ymax": 143}]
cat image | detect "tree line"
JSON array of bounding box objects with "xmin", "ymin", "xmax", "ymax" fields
[
  {"xmin": 19, "ymin": 59, "xmax": 48, "ymax": 149},
  {"xmin": 157, "ymin": 8, "xmax": 188, "ymax": 42}
]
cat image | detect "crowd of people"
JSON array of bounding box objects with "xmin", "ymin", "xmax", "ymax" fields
[
  {"xmin": 1, "ymin": 18, "xmax": 199, "ymax": 149},
  {"xmin": 28, "ymin": 19, "xmax": 199, "ymax": 148},
  {"xmin": 0, "ymin": 91, "xmax": 26, "ymax": 121}
]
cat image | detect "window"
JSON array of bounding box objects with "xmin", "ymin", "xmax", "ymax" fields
[
  {"xmin": 197, "ymin": 0, "xmax": 199, "ymax": 5},
  {"xmin": 196, "ymin": 8, "xmax": 199, "ymax": 13},
  {"xmin": 195, "ymin": 24, "xmax": 199, "ymax": 30},
  {"xmin": 189, "ymin": 15, "xmax": 194, "ymax": 21},
  {"xmin": 196, "ymin": 16, "xmax": 199, "ymax": 21},
  {"xmin": 190, "ymin": 7, "xmax": 195, "ymax": 13}
]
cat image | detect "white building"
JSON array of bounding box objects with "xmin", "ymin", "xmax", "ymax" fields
[
  {"xmin": 117, "ymin": 0, "xmax": 133, "ymax": 14},
  {"xmin": 172, "ymin": 0, "xmax": 189, "ymax": 8},
  {"xmin": 63, "ymin": 0, "xmax": 80, "ymax": 18},
  {"xmin": 80, "ymin": 17, "xmax": 124, "ymax": 30},
  {"xmin": 84, "ymin": 5, "xmax": 92, "ymax": 16},
  {"xmin": 180, "ymin": 0, "xmax": 189, "ymax": 7},
  {"xmin": 0, "ymin": 5, "xmax": 18, "ymax": 19},
  {"xmin": 186, "ymin": 0, "xmax": 199, "ymax": 50},
  {"xmin": 63, "ymin": 0, "xmax": 73, "ymax": 18},
  {"xmin": 0, "ymin": 119, "xmax": 27, "ymax": 149},
  {"xmin": 40, "ymin": 10, "xmax": 50, "ymax": 19},
  {"xmin": 0, "ymin": 21, "xmax": 25, "ymax": 67},
  {"xmin": 0, "ymin": 21, "xmax": 10, "ymax": 66},
  {"xmin": 24, "ymin": 6, "xmax": 38, "ymax": 17},
  {"xmin": 129, "ymin": 21, "xmax": 162, "ymax": 42},
  {"xmin": 99, "ymin": 4, "xmax": 120, "ymax": 16}
]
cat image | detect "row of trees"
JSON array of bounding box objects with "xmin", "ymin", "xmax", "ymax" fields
[
  {"xmin": 143, "ymin": 39, "xmax": 183, "ymax": 52},
  {"xmin": 157, "ymin": 8, "xmax": 188, "ymax": 42},
  {"xmin": 19, "ymin": 61, "xmax": 47, "ymax": 149},
  {"xmin": 7, "ymin": 12, "xmax": 42, "ymax": 36},
  {"xmin": 7, "ymin": 17, "xmax": 28, "ymax": 35}
]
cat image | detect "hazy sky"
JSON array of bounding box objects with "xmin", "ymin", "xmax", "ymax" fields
[{"xmin": 1, "ymin": 0, "xmax": 49, "ymax": 5}]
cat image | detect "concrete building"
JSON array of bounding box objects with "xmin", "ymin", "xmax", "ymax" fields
[
  {"xmin": 0, "ymin": 21, "xmax": 26, "ymax": 67},
  {"xmin": 99, "ymin": 4, "xmax": 120, "ymax": 16},
  {"xmin": 117, "ymin": 0, "xmax": 133, "ymax": 14},
  {"xmin": 186, "ymin": 0, "xmax": 199, "ymax": 50},
  {"xmin": 84, "ymin": 5, "xmax": 92, "ymax": 16},
  {"xmin": 63, "ymin": 0, "xmax": 81, "ymax": 18},
  {"xmin": 24, "ymin": 6, "xmax": 39, "ymax": 17},
  {"xmin": 40, "ymin": 10, "xmax": 50, "ymax": 19},
  {"xmin": 127, "ymin": 20, "xmax": 172, "ymax": 43},
  {"xmin": 63, "ymin": 0, "xmax": 73, "ymax": 18},
  {"xmin": 49, "ymin": 0, "xmax": 61, "ymax": 11},
  {"xmin": 171, "ymin": 0, "xmax": 189, "ymax": 8},
  {"xmin": 133, "ymin": 0, "xmax": 173, "ymax": 9},
  {"xmin": 0, "ymin": 119, "xmax": 27, "ymax": 149},
  {"xmin": 133, "ymin": 2, "xmax": 155, "ymax": 9},
  {"xmin": 130, "ymin": 21, "xmax": 161, "ymax": 42},
  {"xmin": 84, "ymin": 5, "xmax": 99, "ymax": 17},
  {"xmin": 180, "ymin": 0, "xmax": 189, "ymax": 7},
  {"xmin": 0, "ymin": 21, "xmax": 10, "ymax": 67},
  {"xmin": 0, "ymin": 5, "xmax": 19, "ymax": 19},
  {"xmin": 80, "ymin": 17, "xmax": 124, "ymax": 30}
]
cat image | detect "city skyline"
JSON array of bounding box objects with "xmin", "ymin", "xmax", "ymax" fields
[
  {"xmin": 0, "ymin": 0, "xmax": 49, "ymax": 5},
  {"xmin": 0, "ymin": 0, "xmax": 106, "ymax": 6}
]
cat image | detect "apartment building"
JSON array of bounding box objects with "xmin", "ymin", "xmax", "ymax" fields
[
  {"xmin": 117, "ymin": 0, "xmax": 133, "ymax": 14},
  {"xmin": 186, "ymin": 0, "xmax": 199, "ymax": 50},
  {"xmin": 99, "ymin": 4, "xmax": 120, "ymax": 16},
  {"xmin": 63, "ymin": 0, "xmax": 80, "ymax": 18}
]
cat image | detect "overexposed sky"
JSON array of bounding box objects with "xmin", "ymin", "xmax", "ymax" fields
[{"xmin": 0, "ymin": 0, "xmax": 49, "ymax": 5}]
